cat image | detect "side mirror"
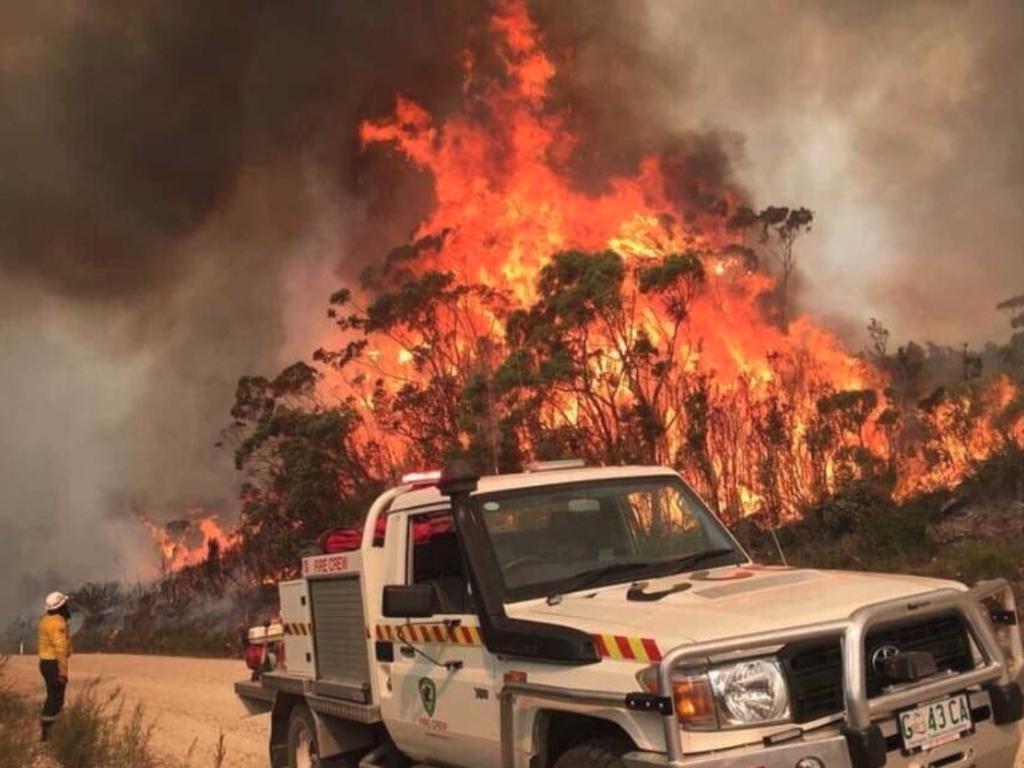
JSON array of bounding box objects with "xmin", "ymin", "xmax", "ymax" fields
[{"xmin": 382, "ymin": 584, "xmax": 439, "ymax": 618}]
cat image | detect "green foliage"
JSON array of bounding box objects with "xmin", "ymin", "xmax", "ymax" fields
[
  {"xmin": 365, "ymin": 270, "xmax": 465, "ymax": 333},
  {"xmin": 958, "ymin": 445, "xmax": 1024, "ymax": 499},
  {"xmin": 534, "ymin": 249, "xmax": 625, "ymax": 325},
  {"xmin": 227, "ymin": 364, "xmax": 381, "ymax": 581},
  {"xmin": 636, "ymin": 251, "xmax": 705, "ymax": 321},
  {"xmin": 947, "ymin": 540, "xmax": 1020, "ymax": 585},
  {"xmin": 636, "ymin": 252, "xmax": 703, "ymax": 293},
  {"xmin": 498, "ymin": 250, "xmax": 713, "ymax": 466},
  {"xmin": 804, "ymin": 483, "xmax": 893, "ymax": 537},
  {"xmin": 131, "ymin": 626, "xmax": 240, "ymax": 658},
  {"xmin": 862, "ymin": 503, "xmax": 932, "ymax": 559}
]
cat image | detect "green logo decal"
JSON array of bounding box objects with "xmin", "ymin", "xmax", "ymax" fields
[{"xmin": 418, "ymin": 677, "xmax": 437, "ymax": 717}]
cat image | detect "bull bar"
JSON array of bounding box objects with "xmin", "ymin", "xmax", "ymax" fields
[
  {"xmin": 499, "ymin": 579, "xmax": 1023, "ymax": 768},
  {"xmin": 652, "ymin": 580, "xmax": 1021, "ymax": 765}
]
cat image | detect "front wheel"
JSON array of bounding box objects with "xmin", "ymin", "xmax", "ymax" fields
[
  {"xmin": 287, "ymin": 705, "xmax": 320, "ymax": 768},
  {"xmin": 553, "ymin": 737, "xmax": 629, "ymax": 768}
]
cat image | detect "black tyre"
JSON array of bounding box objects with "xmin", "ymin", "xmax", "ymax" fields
[
  {"xmin": 287, "ymin": 705, "xmax": 320, "ymax": 768},
  {"xmin": 552, "ymin": 737, "xmax": 630, "ymax": 768}
]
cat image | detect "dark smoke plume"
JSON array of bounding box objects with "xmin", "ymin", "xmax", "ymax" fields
[
  {"xmin": 0, "ymin": 0, "xmax": 492, "ymax": 620},
  {"xmin": 1, "ymin": 0, "xmax": 1021, "ymax": 620}
]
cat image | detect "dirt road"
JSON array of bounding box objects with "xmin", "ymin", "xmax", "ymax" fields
[
  {"xmin": 7, "ymin": 653, "xmax": 1024, "ymax": 767},
  {"xmin": 4, "ymin": 654, "xmax": 268, "ymax": 768}
]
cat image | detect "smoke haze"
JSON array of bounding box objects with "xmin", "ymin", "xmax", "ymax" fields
[
  {"xmin": 632, "ymin": 0, "xmax": 1024, "ymax": 344},
  {"xmin": 1, "ymin": 0, "xmax": 1021, "ymax": 620}
]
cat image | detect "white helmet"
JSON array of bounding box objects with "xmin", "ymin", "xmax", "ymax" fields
[{"xmin": 44, "ymin": 591, "xmax": 69, "ymax": 612}]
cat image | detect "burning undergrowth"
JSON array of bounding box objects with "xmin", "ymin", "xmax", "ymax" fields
[{"xmin": 135, "ymin": 510, "xmax": 237, "ymax": 576}]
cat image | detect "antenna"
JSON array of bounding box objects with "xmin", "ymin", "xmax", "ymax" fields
[{"xmin": 768, "ymin": 526, "xmax": 788, "ymax": 567}]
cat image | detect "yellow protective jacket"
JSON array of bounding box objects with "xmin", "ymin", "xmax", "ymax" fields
[{"xmin": 38, "ymin": 614, "xmax": 72, "ymax": 677}]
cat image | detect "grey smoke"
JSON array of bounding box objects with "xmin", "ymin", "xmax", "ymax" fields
[
  {"xmin": 629, "ymin": 0, "xmax": 1024, "ymax": 345},
  {"xmin": 0, "ymin": 0, "xmax": 487, "ymax": 621},
  {"xmin": 1, "ymin": 0, "xmax": 1021, "ymax": 621}
]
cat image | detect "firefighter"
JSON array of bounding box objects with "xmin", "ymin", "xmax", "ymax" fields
[{"xmin": 38, "ymin": 590, "xmax": 72, "ymax": 742}]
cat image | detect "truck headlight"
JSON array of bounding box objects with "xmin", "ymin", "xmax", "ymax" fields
[
  {"xmin": 709, "ymin": 658, "xmax": 790, "ymax": 726},
  {"xmin": 637, "ymin": 657, "xmax": 790, "ymax": 730}
]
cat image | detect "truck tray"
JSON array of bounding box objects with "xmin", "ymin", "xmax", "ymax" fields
[{"xmin": 235, "ymin": 673, "xmax": 382, "ymax": 724}]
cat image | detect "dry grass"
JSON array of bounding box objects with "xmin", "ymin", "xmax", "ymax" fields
[
  {"xmin": 0, "ymin": 656, "xmax": 37, "ymax": 768},
  {"xmin": 48, "ymin": 680, "xmax": 228, "ymax": 768},
  {"xmin": 48, "ymin": 680, "xmax": 156, "ymax": 768},
  {"xmin": 212, "ymin": 732, "xmax": 227, "ymax": 768},
  {"xmin": 1, "ymin": 658, "xmax": 226, "ymax": 768}
]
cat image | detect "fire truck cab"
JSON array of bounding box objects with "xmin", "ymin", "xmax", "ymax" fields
[{"xmin": 236, "ymin": 461, "xmax": 1024, "ymax": 768}]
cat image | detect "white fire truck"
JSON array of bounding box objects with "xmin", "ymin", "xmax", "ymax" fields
[{"xmin": 236, "ymin": 461, "xmax": 1024, "ymax": 768}]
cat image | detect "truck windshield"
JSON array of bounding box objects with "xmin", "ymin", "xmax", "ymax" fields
[{"xmin": 475, "ymin": 476, "xmax": 743, "ymax": 601}]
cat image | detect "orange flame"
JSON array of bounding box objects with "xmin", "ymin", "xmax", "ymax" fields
[
  {"xmin": 136, "ymin": 508, "xmax": 238, "ymax": 575},
  {"xmin": 341, "ymin": 0, "xmax": 1022, "ymax": 519}
]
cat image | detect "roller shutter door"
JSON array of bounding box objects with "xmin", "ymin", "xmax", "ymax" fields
[{"xmin": 309, "ymin": 576, "xmax": 370, "ymax": 688}]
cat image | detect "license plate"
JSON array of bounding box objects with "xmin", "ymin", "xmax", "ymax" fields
[{"xmin": 899, "ymin": 693, "xmax": 973, "ymax": 753}]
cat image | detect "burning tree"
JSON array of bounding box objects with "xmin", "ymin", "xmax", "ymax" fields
[
  {"xmin": 311, "ymin": 0, "xmax": 880, "ymax": 521},
  {"xmin": 226, "ymin": 361, "xmax": 386, "ymax": 580},
  {"xmin": 228, "ymin": 0, "xmax": 1024, "ymax": 555}
]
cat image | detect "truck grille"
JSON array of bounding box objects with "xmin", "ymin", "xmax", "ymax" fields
[{"xmin": 781, "ymin": 615, "xmax": 974, "ymax": 723}]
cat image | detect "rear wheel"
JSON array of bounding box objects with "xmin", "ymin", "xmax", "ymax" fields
[
  {"xmin": 552, "ymin": 737, "xmax": 629, "ymax": 768},
  {"xmin": 287, "ymin": 705, "xmax": 320, "ymax": 768}
]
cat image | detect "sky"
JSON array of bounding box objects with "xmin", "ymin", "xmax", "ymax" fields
[{"xmin": 0, "ymin": 0, "xmax": 1020, "ymax": 621}]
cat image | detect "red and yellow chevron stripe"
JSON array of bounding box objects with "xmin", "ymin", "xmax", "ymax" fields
[
  {"xmin": 591, "ymin": 633, "xmax": 662, "ymax": 663},
  {"xmin": 374, "ymin": 623, "xmax": 483, "ymax": 646},
  {"xmin": 372, "ymin": 623, "xmax": 658, "ymax": 661},
  {"xmin": 283, "ymin": 622, "xmax": 312, "ymax": 636}
]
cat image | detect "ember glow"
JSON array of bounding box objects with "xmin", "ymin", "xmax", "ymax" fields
[
  {"xmin": 340, "ymin": 0, "xmax": 1024, "ymax": 520},
  {"xmin": 137, "ymin": 509, "xmax": 238, "ymax": 574}
]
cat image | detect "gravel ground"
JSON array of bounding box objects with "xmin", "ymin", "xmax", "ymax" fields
[
  {"xmin": 6, "ymin": 653, "xmax": 1024, "ymax": 767},
  {"xmin": 4, "ymin": 654, "xmax": 268, "ymax": 768}
]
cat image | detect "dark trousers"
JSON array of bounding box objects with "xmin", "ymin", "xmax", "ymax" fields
[{"xmin": 39, "ymin": 659, "xmax": 66, "ymax": 723}]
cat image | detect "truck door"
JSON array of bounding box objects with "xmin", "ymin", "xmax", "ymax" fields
[{"xmin": 378, "ymin": 510, "xmax": 501, "ymax": 768}]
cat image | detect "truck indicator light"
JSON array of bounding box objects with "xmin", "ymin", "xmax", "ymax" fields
[{"xmin": 671, "ymin": 677, "xmax": 717, "ymax": 729}]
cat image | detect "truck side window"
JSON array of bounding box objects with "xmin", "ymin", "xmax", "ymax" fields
[{"xmin": 409, "ymin": 512, "xmax": 473, "ymax": 614}]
